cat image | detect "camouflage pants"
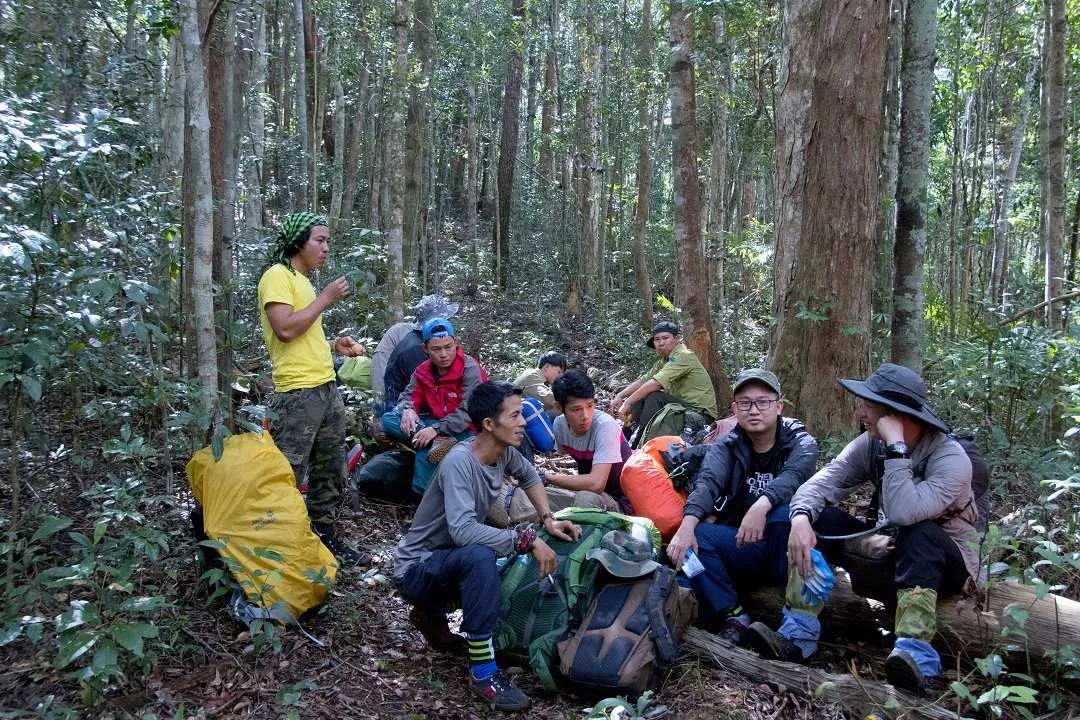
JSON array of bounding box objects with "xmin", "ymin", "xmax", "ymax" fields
[{"xmin": 268, "ymin": 382, "xmax": 345, "ymax": 525}]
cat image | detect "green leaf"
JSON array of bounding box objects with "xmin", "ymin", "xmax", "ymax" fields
[
  {"xmin": 55, "ymin": 630, "xmax": 97, "ymax": 668},
  {"xmin": 113, "ymin": 623, "xmax": 158, "ymax": 657},
  {"xmin": 950, "ymin": 680, "xmax": 976, "ymax": 704},
  {"xmin": 93, "ymin": 520, "xmax": 108, "ymax": 547},
  {"xmin": 1002, "ymin": 685, "xmax": 1038, "ymax": 704},
  {"xmin": 16, "ymin": 374, "xmax": 41, "ymax": 401},
  {"xmin": 55, "ymin": 601, "xmax": 100, "ymax": 633},
  {"xmin": 252, "ymin": 547, "xmax": 286, "ymax": 562},
  {"xmin": 92, "ymin": 642, "xmax": 119, "ymax": 671},
  {"xmin": 30, "ymin": 516, "xmax": 73, "ymax": 543}
]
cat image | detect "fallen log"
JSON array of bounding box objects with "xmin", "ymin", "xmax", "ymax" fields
[
  {"xmin": 683, "ymin": 627, "xmax": 964, "ymax": 720},
  {"xmin": 737, "ymin": 574, "xmax": 1080, "ymax": 672}
]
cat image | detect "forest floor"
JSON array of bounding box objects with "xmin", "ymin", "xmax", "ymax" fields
[{"xmin": 0, "ymin": 294, "xmax": 986, "ymax": 719}]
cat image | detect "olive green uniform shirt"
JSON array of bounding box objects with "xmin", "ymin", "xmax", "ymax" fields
[
  {"xmin": 643, "ymin": 342, "xmax": 718, "ymax": 417},
  {"xmin": 514, "ymin": 367, "xmax": 556, "ymax": 411}
]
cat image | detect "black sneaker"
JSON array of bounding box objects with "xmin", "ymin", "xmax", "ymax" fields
[
  {"xmin": 717, "ymin": 615, "xmax": 749, "ymax": 645},
  {"xmin": 312, "ymin": 523, "xmax": 372, "ymax": 567},
  {"xmin": 409, "ymin": 605, "xmax": 466, "ymax": 655},
  {"xmin": 885, "ymin": 648, "xmax": 926, "ymax": 695},
  {"xmin": 471, "ymin": 670, "xmax": 530, "ymax": 712},
  {"xmin": 744, "ymin": 622, "xmax": 805, "ymax": 663}
]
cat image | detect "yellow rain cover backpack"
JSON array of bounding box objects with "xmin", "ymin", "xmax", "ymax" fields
[{"xmin": 187, "ymin": 432, "xmax": 337, "ymax": 622}]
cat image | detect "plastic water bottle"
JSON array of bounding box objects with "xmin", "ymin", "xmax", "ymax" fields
[{"xmin": 682, "ymin": 549, "xmax": 705, "ymax": 578}]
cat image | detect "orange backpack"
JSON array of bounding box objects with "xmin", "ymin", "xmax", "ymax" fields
[{"xmin": 620, "ymin": 436, "xmax": 688, "ymax": 541}]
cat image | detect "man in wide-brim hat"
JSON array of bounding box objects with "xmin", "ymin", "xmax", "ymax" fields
[{"xmin": 743, "ymin": 363, "xmax": 979, "ymax": 696}]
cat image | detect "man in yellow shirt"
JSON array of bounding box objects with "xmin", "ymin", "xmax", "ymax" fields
[{"xmin": 259, "ymin": 212, "xmax": 368, "ymax": 565}]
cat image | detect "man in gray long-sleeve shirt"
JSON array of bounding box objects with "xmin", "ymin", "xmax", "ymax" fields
[
  {"xmin": 745, "ymin": 364, "xmax": 976, "ymax": 696},
  {"xmin": 394, "ymin": 381, "xmax": 580, "ymax": 712}
]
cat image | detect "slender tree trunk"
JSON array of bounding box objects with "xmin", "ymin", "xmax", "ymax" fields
[
  {"xmin": 466, "ymin": 84, "xmax": 480, "ymax": 290},
  {"xmin": 670, "ymin": 1, "xmax": 729, "ymax": 408},
  {"xmin": 162, "ymin": 35, "xmax": 187, "ymax": 178},
  {"xmin": 493, "ymin": 0, "xmax": 526, "ymax": 290},
  {"xmin": 890, "ymin": 0, "xmax": 938, "ymax": 371},
  {"xmin": 539, "ymin": 17, "xmax": 558, "ymax": 181},
  {"xmin": 180, "ymin": 0, "xmax": 220, "ymax": 418},
  {"xmin": 990, "ymin": 57, "xmax": 1036, "ymax": 310},
  {"xmin": 217, "ymin": 6, "xmax": 239, "ymax": 423},
  {"xmin": 770, "ymin": 0, "xmax": 888, "ymax": 435},
  {"xmin": 404, "ymin": 0, "xmax": 433, "ymax": 279},
  {"xmin": 385, "ymin": 0, "xmax": 409, "ymax": 320},
  {"xmin": 1045, "ymin": 0, "xmax": 1066, "ymax": 329},
  {"xmin": 631, "ymin": 0, "xmax": 655, "ymax": 330},
  {"xmin": 244, "ymin": 3, "xmax": 267, "ymax": 239},
  {"xmin": 579, "ymin": 27, "xmax": 601, "ymax": 299},
  {"xmin": 329, "ymin": 58, "xmax": 346, "ymax": 223},
  {"xmin": 293, "ymin": 0, "xmax": 310, "ymax": 209},
  {"xmin": 873, "ymin": 0, "xmax": 902, "ymax": 343}
]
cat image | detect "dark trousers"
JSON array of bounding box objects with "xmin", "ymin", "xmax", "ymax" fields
[
  {"xmin": 630, "ymin": 390, "xmax": 684, "ymax": 430},
  {"xmin": 690, "ymin": 504, "xmax": 791, "ymax": 615},
  {"xmin": 395, "ymin": 545, "xmax": 501, "ymax": 637},
  {"xmin": 812, "ymin": 507, "xmax": 969, "ymax": 593}
]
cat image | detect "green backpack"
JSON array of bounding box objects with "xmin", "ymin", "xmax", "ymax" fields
[{"xmin": 493, "ymin": 508, "xmax": 659, "ymax": 690}]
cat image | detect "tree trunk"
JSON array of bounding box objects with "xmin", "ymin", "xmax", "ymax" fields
[
  {"xmin": 493, "ymin": 0, "xmax": 526, "ymax": 290},
  {"xmin": 293, "ymin": 0, "xmax": 310, "ymax": 210},
  {"xmin": 161, "ymin": 35, "xmax": 187, "ymax": 178},
  {"xmin": 539, "ymin": 16, "xmax": 558, "ymax": 182},
  {"xmin": 770, "ymin": 0, "xmax": 888, "ymax": 435},
  {"xmin": 404, "ymin": 0, "xmax": 433, "ymax": 280},
  {"xmin": 631, "ymin": 0, "xmax": 654, "ymax": 330},
  {"xmin": 704, "ymin": 10, "xmax": 730, "ymax": 321},
  {"xmin": 873, "ymin": 0, "xmax": 902, "ymax": 343},
  {"xmin": 217, "ymin": 5, "xmax": 239, "ymax": 423},
  {"xmin": 180, "ymin": 0, "xmax": 219, "ymax": 418},
  {"xmin": 244, "ymin": 3, "xmax": 267, "ymax": 239},
  {"xmin": 990, "ymin": 58, "xmax": 1036, "ymax": 311},
  {"xmin": 385, "ymin": 0, "xmax": 409, "ymax": 321},
  {"xmin": 329, "ymin": 67, "xmax": 346, "ymax": 223},
  {"xmin": 341, "ymin": 29, "xmax": 369, "ymax": 222},
  {"xmin": 466, "ymin": 82, "xmax": 480, "ymax": 290},
  {"xmin": 579, "ymin": 28, "xmax": 601, "ymax": 299},
  {"xmin": 670, "ymin": 2, "xmax": 729, "ymax": 410},
  {"xmin": 890, "ymin": 0, "xmax": 938, "ymax": 371},
  {"xmin": 1045, "ymin": 0, "xmax": 1066, "ymax": 329}
]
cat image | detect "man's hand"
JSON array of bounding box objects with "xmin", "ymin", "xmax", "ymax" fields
[
  {"xmin": 400, "ymin": 409, "xmax": 420, "ymax": 435},
  {"xmin": 543, "ymin": 517, "xmax": 581, "ymax": 542},
  {"xmin": 875, "ymin": 414, "xmax": 905, "ymax": 445},
  {"xmin": 736, "ymin": 496, "xmax": 771, "ymax": 547},
  {"xmin": 666, "ymin": 519, "xmax": 698, "ymax": 566},
  {"xmin": 610, "ymin": 396, "xmax": 624, "ymax": 415},
  {"xmin": 532, "ymin": 537, "xmax": 558, "ymax": 577},
  {"xmin": 616, "ymin": 402, "xmax": 632, "ymax": 423},
  {"xmin": 788, "ymin": 513, "xmax": 817, "ymax": 578},
  {"xmin": 334, "ymin": 336, "xmax": 366, "ymax": 357},
  {"xmin": 319, "ymin": 276, "xmax": 351, "ymax": 306},
  {"xmin": 412, "ymin": 426, "xmax": 437, "ymax": 448}
]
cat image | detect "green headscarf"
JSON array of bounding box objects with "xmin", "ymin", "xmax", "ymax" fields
[{"xmin": 267, "ymin": 212, "xmax": 329, "ymax": 272}]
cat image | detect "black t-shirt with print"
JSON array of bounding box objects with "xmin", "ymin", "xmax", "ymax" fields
[{"xmin": 732, "ymin": 444, "xmax": 784, "ymax": 520}]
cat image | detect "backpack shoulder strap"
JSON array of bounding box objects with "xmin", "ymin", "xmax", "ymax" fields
[{"xmin": 643, "ymin": 566, "xmax": 679, "ymax": 666}]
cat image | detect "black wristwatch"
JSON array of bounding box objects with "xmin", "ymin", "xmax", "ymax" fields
[{"xmin": 884, "ymin": 441, "xmax": 910, "ymax": 459}]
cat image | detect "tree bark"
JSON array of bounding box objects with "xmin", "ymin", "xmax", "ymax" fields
[
  {"xmin": 1044, "ymin": 0, "xmax": 1066, "ymax": 329},
  {"xmin": 670, "ymin": 2, "xmax": 729, "ymax": 410},
  {"xmin": 770, "ymin": 0, "xmax": 888, "ymax": 435},
  {"xmin": 579, "ymin": 26, "xmax": 601, "ymax": 299},
  {"xmin": 493, "ymin": 0, "xmax": 526, "ymax": 290},
  {"xmin": 539, "ymin": 4, "xmax": 558, "ymax": 183},
  {"xmin": 293, "ymin": 0, "xmax": 310, "ymax": 210},
  {"xmin": 404, "ymin": 0, "xmax": 433, "ymax": 279},
  {"xmin": 161, "ymin": 35, "xmax": 187, "ymax": 178},
  {"xmin": 631, "ymin": 0, "xmax": 654, "ymax": 330},
  {"xmin": 890, "ymin": 0, "xmax": 938, "ymax": 371},
  {"xmin": 243, "ymin": 2, "xmax": 267, "ymax": 239},
  {"xmin": 341, "ymin": 28, "xmax": 369, "ymax": 222},
  {"xmin": 385, "ymin": 0, "xmax": 409, "ymax": 321},
  {"xmin": 873, "ymin": 0, "xmax": 901, "ymax": 343},
  {"xmin": 180, "ymin": 0, "xmax": 219, "ymax": 418}
]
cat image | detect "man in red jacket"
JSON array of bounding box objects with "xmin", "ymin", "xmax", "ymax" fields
[{"xmin": 381, "ymin": 318, "xmax": 488, "ymax": 495}]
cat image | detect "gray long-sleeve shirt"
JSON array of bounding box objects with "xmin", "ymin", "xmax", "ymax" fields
[
  {"xmin": 789, "ymin": 431, "xmax": 980, "ymax": 580},
  {"xmin": 394, "ymin": 441, "xmax": 540, "ymax": 581}
]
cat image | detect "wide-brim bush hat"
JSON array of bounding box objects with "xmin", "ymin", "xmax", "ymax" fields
[
  {"xmin": 413, "ymin": 294, "xmax": 459, "ymax": 329},
  {"xmin": 586, "ymin": 530, "xmax": 660, "ymax": 578},
  {"xmin": 646, "ymin": 321, "xmax": 681, "ymax": 349},
  {"xmin": 837, "ymin": 363, "xmax": 950, "ymax": 434}
]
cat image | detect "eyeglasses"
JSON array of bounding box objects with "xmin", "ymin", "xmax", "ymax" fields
[{"xmin": 734, "ymin": 398, "xmax": 777, "ymax": 412}]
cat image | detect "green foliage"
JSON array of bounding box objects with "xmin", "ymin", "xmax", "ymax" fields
[{"xmin": 583, "ymin": 690, "xmax": 667, "ymax": 719}]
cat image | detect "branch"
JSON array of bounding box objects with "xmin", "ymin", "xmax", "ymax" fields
[{"xmin": 997, "ymin": 289, "xmax": 1080, "ymax": 327}]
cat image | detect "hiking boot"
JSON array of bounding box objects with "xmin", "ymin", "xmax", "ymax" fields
[
  {"xmin": 409, "ymin": 605, "xmax": 465, "ymax": 655},
  {"xmin": 717, "ymin": 614, "xmax": 749, "ymax": 645},
  {"xmin": 744, "ymin": 622, "xmax": 805, "ymax": 663},
  {"xmin": 471, "ymin": 670, "xmax": 530, "ymax": 712},
  {"xmin": 427, "ymin": 436, "xmax": 458, "ymax": 465},
  {"xmin": 312, "ymin": 523, "xmax": 372, "ymax": 567},
  {"xmin": 885, "ymin": 647, "xmax": 926, "ymax": 696}
]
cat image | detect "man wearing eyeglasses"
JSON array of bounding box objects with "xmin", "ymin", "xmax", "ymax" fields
[{"xmin": 665, "ymin": 369, "xmax": 818, "ymax": 643}]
